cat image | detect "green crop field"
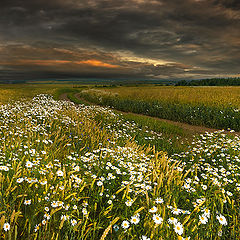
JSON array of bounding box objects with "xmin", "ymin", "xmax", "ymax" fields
[
  {"xmin": 77, "ymin": 86, "xmax": 240, "ymax": 131},
  {"xmin": 0, "ymin": 84, "xmax": 239, "ymax": 239}
]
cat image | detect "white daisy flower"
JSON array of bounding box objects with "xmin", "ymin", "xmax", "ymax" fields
[
  {"xmin": 149, "ymin": 206, "xmax": 157, "ymax": 213},
  {"xmin": 140, "ymin": 235, "xmax": 150, "ymax": 240},
  {"xmin": 174, "ymin": 222, "xmax": 184, "ymax": 235},
  {"xmin": 168, "ymin": 217, "xmax": 178, "ymax": 225},
  {"xmin": 216, "ymin": 214, "xmax": 227, "ymax": 226},
  {"xmin": 155, "ymin": 197, "xmax": 164, "ymax": 204},
  {"xmin": 82, "ymin": 208, "xmax": 88, "ymax": 215},
  {"xmin": 121, "ymin": 220, "xmax": 130, "ymax": 229},
  {"xmin": 71, "ymin": 219, "xmax": 77, "ymax": 226},
  {"xmin": 96, "ymin": 181, "xmax": 103, "ymax": 186},
  {"xmin": 56, "ymin": 170, "xmax": 64, "ymax": 177},
  {"xmin": 24, "ymin": 199, "xmax": 31, "ymax": 205},
  {"xmin": 3, "ymin": 223, "xmax": 10, "ymax": 231},
  {"xmin": 26, "ymin": 161, "xmax": 33, "ymax": 168},
  {"xmin": 199, "ymin": 214, "xmax": 208, "ymax": 224},
  {"xmin": 131, "ymin": 216, "xmax": 140, "ymax": 225},
  {"xmin": 153, "ymin": 214, "xmax": 163, "ymax": 225},
  {"xmin": 172, "ymin": 208, "xmax": 181, "ymax": 215}
]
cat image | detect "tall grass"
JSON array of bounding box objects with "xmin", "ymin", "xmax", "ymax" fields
[
  {"xmin": 0, "ymin": 84, "xmax": 80, "ymax": 104},
  {"xmin": 67, "ymin": 91, "xmax": 189, "ymax": 154},
  {"xmin": 78, "ymin": 88, "xmax": 240, "ymax": 131},
  {"xmin": 105, "ymin": 86, "xmax": 240, "ymax": 107},
  {"xmin": 0, "ymin": 93, "xmax": 238, "ymax": 239}
]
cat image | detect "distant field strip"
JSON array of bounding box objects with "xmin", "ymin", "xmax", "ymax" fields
[
  {"xmin": 106, "ymin": 86, "xmax": 240, "ymax": 107},
  {"xmin": 77, "ymin": 87, "xmax": 240, "ymax": 131},
  {"xmin": 0, "ymin": 84, "xmax": 71, "ymax": 103}
]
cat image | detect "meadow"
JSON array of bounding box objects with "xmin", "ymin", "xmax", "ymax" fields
[
  {"xmin": 77, "ymin": 86, "xmax": 240, "ymax": 131},
  {"xmin": 0, "ymin": 85, "xmax": 239, "ymax": 239}
]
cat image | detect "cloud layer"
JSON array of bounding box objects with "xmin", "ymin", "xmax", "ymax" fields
[{"xmin": 0, "ymin": 0, "xmax": 240, "ymax": 81}]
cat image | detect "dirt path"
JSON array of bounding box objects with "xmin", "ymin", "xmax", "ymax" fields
[
  {"xmin": 60, "ymin": 92, "xmax": 239, "ymax": 135},
  {"xmin": 59, "ymin": 93, "xmax": 69, "ymax": 101}
]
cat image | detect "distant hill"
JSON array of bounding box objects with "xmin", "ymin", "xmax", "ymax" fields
[{"xmin": 176, "ymin": 78, "xmax": 240, "ymax": 86}]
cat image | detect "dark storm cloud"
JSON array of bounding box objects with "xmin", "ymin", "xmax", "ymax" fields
[
  {"xmin": 214, "ymin": 0, "xmax": 240, "ymax": 10},
  {"xmin": 0, "ymin": 0, "xmax": 239, "ymax": 80}
]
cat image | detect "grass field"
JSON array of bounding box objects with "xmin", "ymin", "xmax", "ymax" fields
[
  {"xmin": 0, "ymin": 84, "xmax": 77, "ymax": 104},
  {"xmin": 77, "ymin": 86, "xmax": 240, "ymax": 131},
  {"xmin": 104, "ymin": 86, "xmax": 240, "ymax": 107},
  {"xmin": 0, "ymin": 84, "xmax": 239, "ymax": 239}
]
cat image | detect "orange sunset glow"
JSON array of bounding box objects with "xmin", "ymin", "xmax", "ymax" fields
[{"xmin": 0, "ymin": 59, "xmax": 119, "ymax": 68}]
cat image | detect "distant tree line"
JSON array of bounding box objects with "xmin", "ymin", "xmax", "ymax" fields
[{"xmin": 176, "ymin": 78, "xmax": 240, "ymax": 86}]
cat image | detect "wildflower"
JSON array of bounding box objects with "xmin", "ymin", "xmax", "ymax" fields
[
  {"xmin": 82, "ymin": 208, "xmax": 88, "ymax": 215},
  {"xmin": 0, "ymin": 166, "xmax": 10, "ymax": 171},
  {"xmin": 125, "ymin": 199, "xmax": 133, "ymax": 207},
  {"xmin": 16, "ymin": 178, "xmax": 24, "ymax": 183},
  {"xmin": 26, "ymin": 161, "xmax": 33, "ymax": 168},
  {"xmin": 24, "ymin": 199, "xmax": 31, "ymax": 205},
  {"xmin": 155, "ymin": 197, "xmax": 164, "ymax": 204},
  {"xmin": 140, "ymin": 236, "xmax": 150, "ymax": 240},
  {"xmin": 73, "ymin": 205, "xmax": 77, "ymax": 210},
  {"xmin": 3, "ymin": 223, "xmax": 10, "ymax": 231},
  {"xmin": 145, "ymin": 185, "xmax": 152, "ymax": 190},
  {"xmin": 202, "ymin": 208, "xmax": 210, "ymax": 218},
  {"xmin": 44, "ymin": 213, "xmax": 50, "ymax": 220},
  {"xmin": 42, "ymin": 219, "xmax": 47, "ymax": 225},
  {"xmin": 196, "ymin": 198, "xmax": 205, "ymax": 204},
  {"xmin": 34, "ymin": 224, "xmax": 40, "ymax": 232},
  {"xmin": 172, "ymin": 208, "xmax": 181, "ymax": 215},
  {"xmin": 96, "ymin": 181, "xmax": 103, "ymax": 186},
  {"xmin": 56, "ymin": 170, "xmax": 64, "ymax": 177},
  {"xmin": 168, "ymin": 217, "xmax": 178, "ymax": 225},
  {"xmin": 71, "ymin": 219, "xmax": 77, "ymax": 226},
  {"xmin": 51, "ymin": 201, "xmax": 58, "ymax": 208},
  {"xmin": 216, "ymin": 214, "xmax": 227, "ymax": 226},
  {"xmin": 199, "ymin": 215, "xmax": 208, "ymax": 224},
  {"xmin": 64, "ymin": 204, "xmax": 70, "ymax": 210},
  {"xmin": 174, "ymin": 222, "xmax": 184, "ymax": 235},
  {"xmin": 149, "ymin": 206, "xmax": 157, "ymax": 213},
  {"xmin": 61, "ymin": 215, "xmax": 69, "ymax": 221},
  {"xmin": 153, "ymin": 214, "xmax": 163, "ymax": 224},
  {"xmin": 121, "ymin": 220, "xmax": 130, "ymax": 229},
  {"xmin": 226, "ymin": 191, "xmax": 233, "ymax": 196},
  {"xmin": 99, "ymin": 176, "xmax": 105, "ymax": 181},
  {"xmin": 130, "ymin": 215, "xmax": 140, "ymax": 225},
  {"xmin": 186, "ymin": 178, "xmax": 192, "ymax": 183},
  {"xmin": 40, "ymin": 180, "xmax": 47, "ymax": 185}
]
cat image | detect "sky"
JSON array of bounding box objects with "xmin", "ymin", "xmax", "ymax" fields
[{"xmin": 0, "ymin": 0, "xmax": 240, "ymax": 81}]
